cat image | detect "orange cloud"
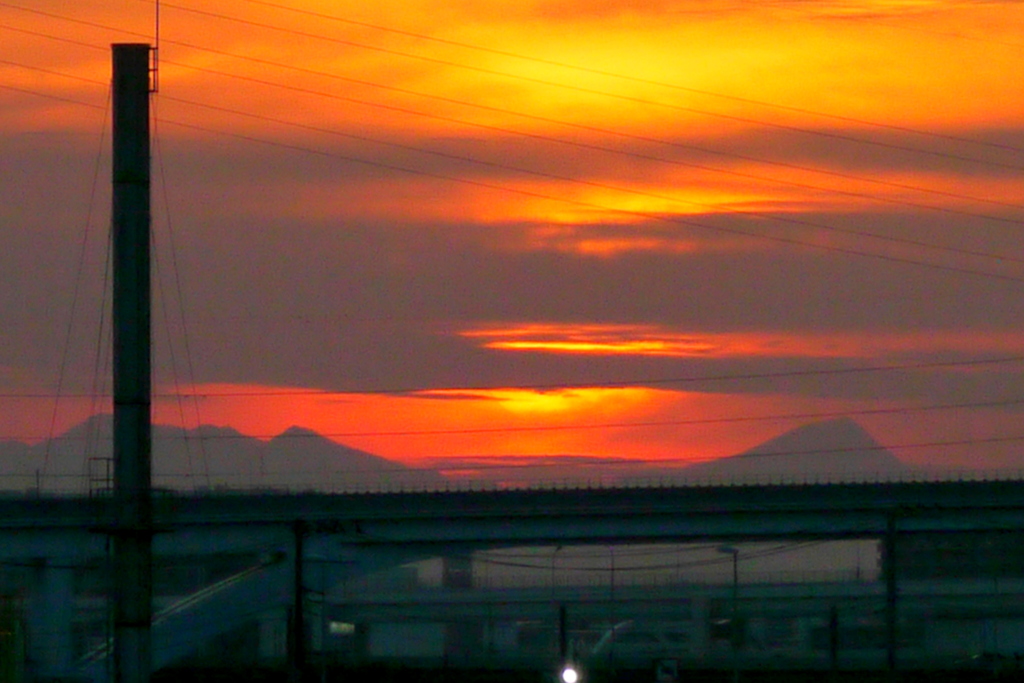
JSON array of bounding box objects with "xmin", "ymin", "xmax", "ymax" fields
[
  {"xmin": 460, "ymin": 324, "xmax": 1024, "ymax": 360},
  {"xmin": 144, "ymin": 382, "xmax": 812, "ymax": 467},
  {"xmin": 5, "ymin": 0, "xmax": 1020, "ymax": 233},
  {"xmin": 3, "ymin": 0, "xmax": 1024, "ymax": 478},
  {"xmin": 6, "ymin": 0, "xmax": 1023, "ymax": 135}
]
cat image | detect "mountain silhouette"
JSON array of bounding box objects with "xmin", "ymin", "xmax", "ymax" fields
[
  {"xmin": 0, "ymin": 415, "xmax": 906, "ymax": 493},
  {"xmin": 0, "ymin": 414, "xmax": 442, "ymax": 494},
  {"xmin": 682, "ymin": 417, "xmax": 907, "ymax": 482}
]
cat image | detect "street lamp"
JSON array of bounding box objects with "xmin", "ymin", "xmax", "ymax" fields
[{"xmin": 716, "ymin": 545, "xmax": 740, "ymax": 683}]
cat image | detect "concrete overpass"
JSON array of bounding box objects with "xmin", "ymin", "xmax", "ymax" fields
[
  {"xmin": 5, "ymin": 477, "xmax": 1024, "ymax": 543},
  {"xmin": 3, "ymin": 477, "xmax": 1024, "ymax": 680}
]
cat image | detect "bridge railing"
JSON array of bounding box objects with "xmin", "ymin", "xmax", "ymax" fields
[{"xmin": 4, "ymin": 466, "xmax": 1024, "ymax": 497}]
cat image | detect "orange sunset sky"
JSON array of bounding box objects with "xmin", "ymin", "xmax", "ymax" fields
[{"xmin": 2, "ymin": 0, "xmax": 1024, "ymax": 480}]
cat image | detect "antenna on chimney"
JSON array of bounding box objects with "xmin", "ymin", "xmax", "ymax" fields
[{"xmin": 150, "ymin": 0, "xmax": 160, "ymax": 93}]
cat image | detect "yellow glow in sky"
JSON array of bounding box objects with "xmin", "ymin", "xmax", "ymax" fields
[{"xmin": 2, "ymin": 0, "xmax": 1024, "ymax": 476}]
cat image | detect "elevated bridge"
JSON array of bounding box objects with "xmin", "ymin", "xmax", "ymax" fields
[
  {"xmin": 2, "ymin": 477, "xmax": 1024, "ymax": 680},
  {"xmin": 5, "ymin": 476, "xmax": 1024, "ymax": 542}
]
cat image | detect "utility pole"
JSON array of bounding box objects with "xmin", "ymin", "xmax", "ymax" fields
[
  {"xmin": 717, "ymin": 545, "xmax": 740, "ymax": 683},
  {"xmin": 111, "ymin": 43, "xmax": 153, "ymax": 683},
  {"xmin": 290, "ymin": 521, "xmax": 307, "ymax": 683},
  {"xmin": 884, "ymin": 513, "xmax": 899, "ymax": 675},
  {"xmin": 558, "ymin": 603, "xmax": 568, "ymax": 663}
]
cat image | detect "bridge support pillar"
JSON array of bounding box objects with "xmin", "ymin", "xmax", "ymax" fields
[
  {"xmin": 442, "ymin": 554, "xmax": 480, "ymax": 664},
  {"xmin": 884, "ymin": 513, "xmax": 898, "ymax": 674},
  {"xmin": 27, "ymin": 560, "xmax": 75, "ymax": 679}
]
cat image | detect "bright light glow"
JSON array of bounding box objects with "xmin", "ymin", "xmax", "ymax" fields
[
  {"xmin": 416, "ymin": 386, "xmax": 656, "ymax": 416},
  {"xmin": 328, "ymin": 621, "xmax": 356, "ymax": 635},
  {"xmin": 561, "ymin": 665, "xmax": 579, "ymax": 683}
]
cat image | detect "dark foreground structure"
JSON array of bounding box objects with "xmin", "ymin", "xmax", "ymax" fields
[
  {"xmin": 151, "ymin": 664, "xmax": 1023, "ymax": 683},
  {"xmin": 6, "ymin": 480, "xmax": 1024, "ymax": 681}
]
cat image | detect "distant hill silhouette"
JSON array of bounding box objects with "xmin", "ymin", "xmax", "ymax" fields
[
  {"xmin": 0, "ymin": 414, "xmax": 443, "ymax": 494},
  {"xmin": 417, "ymin": 418, "xmax": 909, "ymax": 486},
  {"xmin": 0, "ymin": 415, "xmax": 909, "ymax": 493},
  {"xmin": 680, "ymin": 417, "xmax": 907, "ymax": 483}
]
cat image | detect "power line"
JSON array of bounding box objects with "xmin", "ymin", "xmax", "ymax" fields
[
  {"xmin": 149, "ymin": 40, "xmax": 1022, "ymax": 218},
  {"xmin": 40, "ymin": 84, "xmax": 111, "ymax": 483},
  {"xmin": 0, "ymin": 21, "xmax": 108, "ymax": 53},
  {"xmin": 3, "ymin": 3, "xmax": 1022, "ymax": 466},
  {"xmin": 154, "ymin": 115, "xmax": 1024, "ymax": 285},
  {"xmin": 0, "ymin": 57, "xmax": 107, "ymax": 84},
  {"xmin": 157, "ymin": 395, "xmax": 1024, "ymax": 440},
  {"xmin": 152, "ymin": 106, "xmax": 212, "ymax": 489},
  {"xmin": 59, "ymin": 425, "xmax": 1024, "ymax": 469},
  {"xmin": 9, "ymin": 17, "xmax": 1021, "ymax": 236},
  {"xmin": 160, "ymin": 58, "xmax": 1024, "ymax": 245},
  {"xmin": 6, "ymin": 393, "xmax": 1024, "ymax": 444},
  {"xmin": 4, "ymin": 354, "xmax": 1024, "ymax": 401},
  {"xmin": 0, "ymin": 83, "xmax": 105, "ymax": 109},
  {"xmin": 165, "ymin": 92, "xmax": 1024, "ymax": 271},
  {"xmin": 0, "ymin": 2, "xmax": 149, "ymax": 40},
  {"xmin": 281, "ymin": 428, "xmax": 1024, "ymax": 468},
  {"xmin": 147, "ymin": 0, "xmax": 1024, "ymax": 176},
  {"xmin": 485, "ymin": 543, "xmax": 724, "ymax": 561},
  {"xmin": 224, "ymin": 0, "xmax": 1024, "ymax": 156},
  {"xmin": 720, "ymin": 433, "xmax": 1024, "ymax": 460},
  {"xmin": 5, "ymin": 0, "xmax": 1021, "ymax": 180},
  {"xmin": 150, "ymin": 57, "xmax": 1024, "ymax": 224},
  {"xmin": 40, "ymin": 396, "xmax": 1024, "ymax": 442},
  {"xmin": 479, "ymin": 541, "xmax": 828, "ymax": 572},
  {"xmin": 5, "ymin": 17, "xmax": 1022, "ymax": 228}
]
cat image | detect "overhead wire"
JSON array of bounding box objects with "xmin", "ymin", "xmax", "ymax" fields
[
  {"xmin": 479, "ymin": 541, "xmax": 829, "ymax": 572},
  {"xmin": 150, "ymin": 0, "xmax": 214, "ymax": 489},
  {"xmin": 39, "ymin": 84, "xmax": 111, "ymax": 487},
  {"xmin": 3, "ymin": 354, "xmax": 1024, "ymax": 400},
  {"xmin": 6, "ymin": 19, "xmax": 1021, "ymax": 230},
  {"xmin": 5, "ymin": 14, "xmax": 1024, "ymax": 269},
  {"xmin": 0, "ymin": 1, "xmax": 150, "ymax": 41},
  {"xmin": 7, "ymin": 22, "xmax": 1023, "ymax": 239},
  {"xmin": 148, "ymin": 0, "xmax": 212, "ymax": 488},
  {"xmin": 219, "ymin": 0, "xmax": 1024, "ymax": 157},
  {"xmin": 150, "ymin": 133, "xmax": 192, "ymax": 490},
  {"xmin": 0, "ymin": 82, "xmax": 106, "ymax": 108},
  {"xmin": 158, "ymin": 59, "xmax": 1024, "ymax": 257},
  {"xmin": 486, "ymin": 543, "xmax": 725, "ymax": 561},
  {"xmin": 155, "ymin": 114, "xmax": 1024, "ymax": 287},
  {"xmin": 141, "ymin": 0, "xmax": 1024, "ymax": 176},
  {"xmin": 7, "ymin": 393, "xmax": 1024, "ymax": 443},
  {"xmin": 0, "ymin": 57, "xmax": 106, "ymax": 84},
  {"xmin": 151, "ymin": 395, "xmax": 1024, "ymax": 440},
  {"xmin": 152, "ymin": 117, "xmax": 212, "ymax": 491},
  {"xmin": 147, "ymin": 39, "xmax": 1024, "ymax": 222},
  {"xmin": 135, "ymin": 20, "xmax": 1024, "ymax": 217},
  {"xmin": 403, "ymin": 430, "xmax": 1024, "ymax": 467},
  {"xmin": 3, "ymin": 4, "xmax": 1024, "ymax": 208},
  {"xmin": 423, "ymin": 435, "xmax": 1024, "ymax": 473},
  {"xmin": 80, "ymin": 91, "xmax": 115, "ymax": 498},
  {"xmin": 2, "ymin": 4, "xmax": 1024, "ymax": 474},
  {"xmin": 12, "ymin": 429, "xmax": 1024, "ymax": 470},
  {"xmin": 167, "ymin": 92, "xmax": 1024, "ymax": 268}
]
